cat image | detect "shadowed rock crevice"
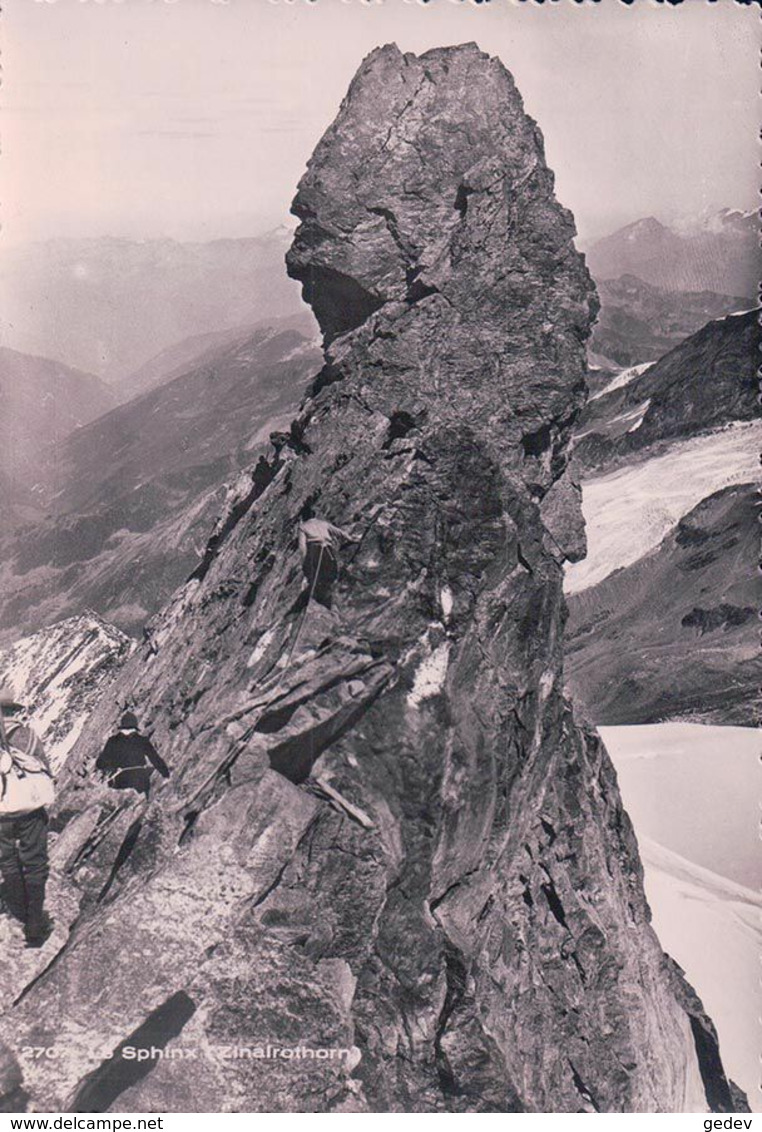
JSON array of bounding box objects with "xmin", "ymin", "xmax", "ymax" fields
[
  {"xmin": 189, "ymin": 456, "xmax": 279, "ymax": 583},
  {"xmin": 292, "ymin": 263, "xmax": 386, "ymax": 344},
  {"xmin": 433, "ymin": 943, "xmax": 469, "ymax": 1096},
  {"xmin": 569, "ymin": 1061, "xmax": 600, "ymax": 1113},
  {"xmin": 540, "ymin": 875, "xmax": 568, "ymax": 930},
  {"xmin": 453, "ymin": 184, "xmax": 473, "ymax": 218},
  {"xmin": 72, "ymin": 992, "xmax": 197, "ymax": 1113},
  {"xmin": 521, "ymin": 424, "xmax": 552, "ymax": 458},
  {"xmin": 382, "ymin": 410, "xmax": 420, "ymax": 449},
  {"xmin": 689, "ymin": 1016, "xmax": 734, "ymax": 1114},
  {"xmin": 96, "ymin": 817, "xmax": 143, "ymax": 904}
]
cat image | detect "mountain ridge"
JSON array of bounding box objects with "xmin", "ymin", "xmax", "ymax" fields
[
  {"xmin": 573, "ymin": 309, "xmax": 759, "ymax": 473},
  {"xmin": 566, "ymin": 483, "xmax": 759, "ymax": 726},
  {"xmin": 0, "ymin": 346, "xmax": 116, "ymax": 510},
  {"xmin": 0, "ymin": 229, "xmax": 305, "ymax": 384},
  {"xmin": 0, "ymin": 325, "xmax": 319, "ymax": 641},
  {"xmin": 117, "ymin": 309, "xmax": 317, "ymax": 402},
  {"xmin": 0, "ymin": 43, "xmax": 738, "ymax": 1114},
  {"xmin": 585, "ymin": 210, "xmax": 759, "ymax": 296},
  {"xmin": 592, "ymin": 274, "xmax": 753, "ymax": 367}
]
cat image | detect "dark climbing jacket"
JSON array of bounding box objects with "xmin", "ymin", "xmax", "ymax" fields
[{"xmin": 95, "ymin": 730, "xmax": 170, "ymax": 796}]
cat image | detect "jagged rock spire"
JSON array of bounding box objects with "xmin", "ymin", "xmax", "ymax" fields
[{"xmin": 0, "ymin": 44, "xmax": 743, "ymax": 1114}]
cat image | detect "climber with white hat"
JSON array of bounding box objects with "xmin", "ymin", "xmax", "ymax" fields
[{"xmin": 0, "ymin": 687, "xmax": 54, "ymax": 948}]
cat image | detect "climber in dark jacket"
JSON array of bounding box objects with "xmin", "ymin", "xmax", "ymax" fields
[{"xmin": 95, "ymin": 712, "xmax": 170, "ymax": 796}]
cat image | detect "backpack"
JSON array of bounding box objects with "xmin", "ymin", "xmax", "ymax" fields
[{"xmin": 0, "ymin": 721, "xmax": 55, "ymax": 815}]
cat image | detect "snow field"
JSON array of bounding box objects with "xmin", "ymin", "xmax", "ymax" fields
[
  {"xmin": 602, "ymin": 723, "xmax": 761, "ymax": 1109},
  {"xmin": 565, "ymin": 420, "xmax": 762, "ymax": 593}
]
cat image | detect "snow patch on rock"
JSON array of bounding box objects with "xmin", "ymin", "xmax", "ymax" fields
[
  {"xmin": 408, "ymin": 642, "xmax": 451, "ymax": 708},
  {"xmin": 247, "ymin": 628, "xmax": 276, "ymax": 668},
  {"xmin": 439, "ymin": 585, "xmax": 454, "ymax": 624},
  {"xmin": 626, "ymin": 399, "xmax": 651, "ymax": 432},
  {"xmin": 538, "ymin": 669, "xmax": 555, "ymax": 702}
]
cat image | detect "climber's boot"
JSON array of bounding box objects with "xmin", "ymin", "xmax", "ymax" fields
[{"xmin": 23, "ymin": 880, "xmax": 52, "ymax": 949}]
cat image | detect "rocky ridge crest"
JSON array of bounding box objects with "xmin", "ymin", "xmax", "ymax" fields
[{"xmin": 0, "ymin": 45, "xmax": 743, "ymax": 1114}]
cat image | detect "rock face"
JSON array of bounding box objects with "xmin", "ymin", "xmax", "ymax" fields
[
  {"xmin": 0, "ymin": 45, "xmax": 743, "ymax": 1113},
  {"xmin": 574, "ymin": 310, "xmax": 759, "ymax": 474},
  {"xmin": 620, "ymin": 311, "xmax": 758, "ymax": 452}
]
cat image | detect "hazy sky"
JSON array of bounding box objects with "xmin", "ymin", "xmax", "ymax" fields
[{"xmin": 3, "ymin": 0, "xmax": 758, "ymax": 246}]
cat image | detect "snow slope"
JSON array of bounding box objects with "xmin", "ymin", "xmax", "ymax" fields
[
  {"xmin": 565, "ymin": 421, "xmax": 762, "ymax": 593},
  {"xmin": 602, "ymin": 723, "xmax": 761, "ymax": 1109},
  {"xmin": 640, "ymin": 839, "xmax": 761, "ymax": 1112},
  {"xmin": 0, "ymin": 614, "xmax": 133, "ymax": 772},
  {"xmin": 590, "ymin": 361, "xmax": 653, "ymax": 401},
  {"xmin": 601, "ymin": 723, "xmax": 760, "ymax": 892}
]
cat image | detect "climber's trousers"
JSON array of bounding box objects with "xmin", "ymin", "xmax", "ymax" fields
[
  {"xmin": 302, "ymin": 539, "xmax": 339, "ymax": 608},
  {"xmin": 0, "ymin": 808, "xmax": 49, "ymax": 923}
]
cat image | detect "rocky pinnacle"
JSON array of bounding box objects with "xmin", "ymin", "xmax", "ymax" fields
[{"xmin": 0, "ymin": 44, "xmax": 744, "ymax": 1114}]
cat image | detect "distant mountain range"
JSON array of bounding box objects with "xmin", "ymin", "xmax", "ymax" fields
[
  {"xmin": 120, "ymin": 310, "xmax": 316, "ymax": 401},
  {"xmin": 585, "ymin": 209, "xmax": 759, "ymax": 297},
  {"xmin": 592, "ymin": 275, "xmax": 752, "ymax": 367},
  {"xmin": 0, "ymin": 346, "xmax": 116, "ymax": 525},
  {"xmin": 0, "ymin": 229, "xmax": 307, "ymax": 385},
  {"xmin": 0, "ymin": 210, "xmax": 752, "ymax": 391},
  {"xmin": 0, "ymin": 324, "xmax": 319, "ymax": 642}
]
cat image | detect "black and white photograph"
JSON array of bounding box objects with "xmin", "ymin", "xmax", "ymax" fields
[{"xmin": 0, "ymin": 0, "xmax": 758, "ymax": 1116}]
